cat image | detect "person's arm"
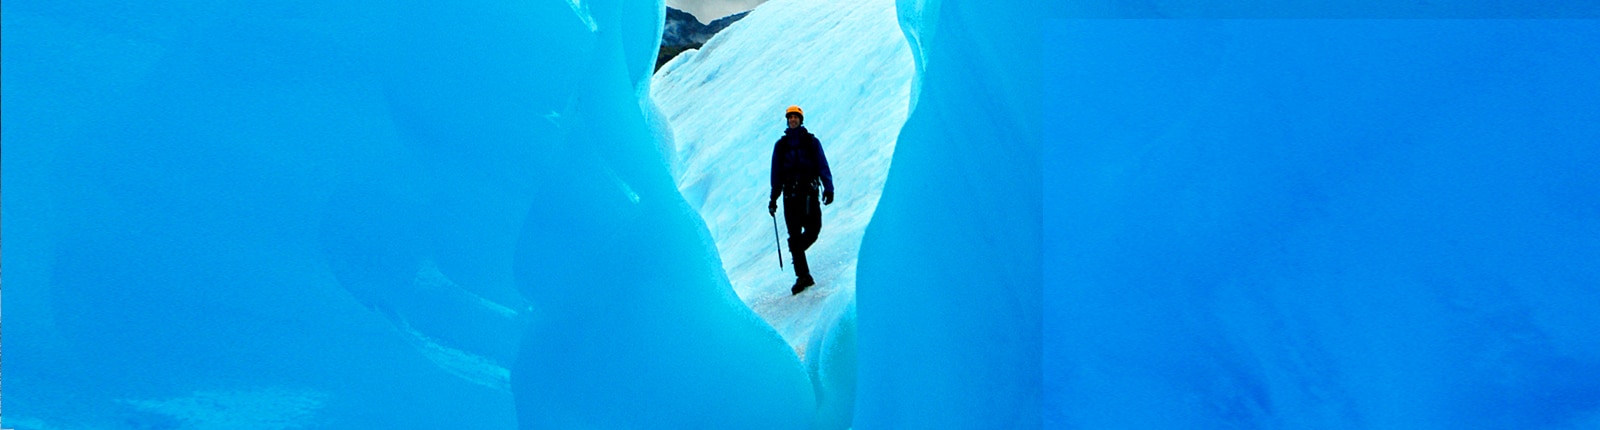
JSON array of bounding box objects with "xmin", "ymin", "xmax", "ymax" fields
[
  {"xmin": 815, "ymin": 137, "xmax": 835, "ymax": 204},
  {"xmin": 770, "ymin": 141, "xmax": 783, "ymax": 214}
]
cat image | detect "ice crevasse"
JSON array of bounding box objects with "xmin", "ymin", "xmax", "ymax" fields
[
  {"xmin": 651, "ymin": 0, "xmax": 910, "ymax": 362},
  {"xmin": 1, "ymin": 0, "xmax": 1045, "ymax": 428},
  {"xmin": 651, "ymin": 0, "xmax": 1045, "ymax": 426}
]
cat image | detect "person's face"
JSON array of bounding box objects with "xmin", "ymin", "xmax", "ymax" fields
[{"xmin": 787, "ymin": 114, "xmax": 801, "ymax": 129}]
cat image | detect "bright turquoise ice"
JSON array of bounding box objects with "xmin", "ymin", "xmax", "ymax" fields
[
  {"xmin": 2, "ymin": 0, "xmax": 813, "ymax": 427},
  {"xmin": 10, "ymin": 0, "xmax": 1596, "ymax": 428},
  {"xmin": 850, "ymin": 0, "xmax": 1051, "ymax": 427}
]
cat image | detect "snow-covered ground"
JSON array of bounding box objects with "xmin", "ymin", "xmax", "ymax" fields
[{"xmin": 652, "ymin": 0, "xmax": 912, "ymax": 357}]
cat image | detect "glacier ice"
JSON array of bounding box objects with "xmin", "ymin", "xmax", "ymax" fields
[
  {"xmin": 652, "ymin": 0, "xmax": 912, "ymax": 361},
  {"xmin": 655, "ymin": 0, "xmax": 1051, "ymax": 426},
  {"xmin": 1045, "ymin": 19, "xmax": 1600, "ymax": 428},
  {"xmin": 849, "ymin": 0, "xmax": 1051, "ymax": 427},
  {"xmin": 9, "ymin": 0, "xmax": 1599, "ymax": 428},
  {"xmin": 2, "ymin": 0, "xmax": 813, "ymax": 426},
  {"xmin": 1, "ymin": 0, "xmax": 548, "ymax": 425},
  {"xmin": 1058, "ymin": 0, "xmax": 1600, "ymax": 18},
  {"xmin": 507, "ymin": 1, "xmax": 815, "ymax": 428},
  {"xmin": 651, "ymin": 1, "xmax": 912, "ymax": 427}
]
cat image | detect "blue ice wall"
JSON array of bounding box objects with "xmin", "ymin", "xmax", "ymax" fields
[
  {"xmin": 2, "ymin": 0, "xmax": 810, "ymax": 427},
  {"xmin": 1057, "ymin": 0, "xmax": 1600, "ymax": 18},
  {"xmin": 3, "ymin": 0, "xmax": 555, "ymax": 425},
  {"xmin": 851, "ymin": 1, "xmax": 1055, "ymax": 427},
  {"xmin": 1046, "ymin": 20, "xmax": 1600, "ymax": 428},
  {"xmin": 507, "ymin": 1, "xmax": 815, "ymax": 428}
]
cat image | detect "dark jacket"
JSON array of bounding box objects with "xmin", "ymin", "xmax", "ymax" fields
[{"xmin": 771, "ymin": 126, "xmax": 834, "ymax": 199}]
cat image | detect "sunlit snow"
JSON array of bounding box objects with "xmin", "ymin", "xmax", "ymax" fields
[{"xmin": 652, "ymin": 0, "xmax": 912, "ymax": 358}]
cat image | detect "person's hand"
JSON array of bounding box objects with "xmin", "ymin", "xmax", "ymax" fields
[
  {"xmin": 768, "ymin": 198, "xmax": 778, "ymax": 215},
  {"xmin": 823, "ymin": 191, "xmax": 834, "ymax": 205}
]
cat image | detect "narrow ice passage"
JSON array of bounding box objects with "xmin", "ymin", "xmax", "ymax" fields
[
  {"xmin": 651, "ymin": 0, "xmax": 913, "ymax": 358},
  {"xmin": 1, "ymin": 0, "xmax": 1042, "ymax": 426}
]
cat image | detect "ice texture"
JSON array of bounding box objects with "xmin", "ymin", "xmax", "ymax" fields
[
  {"xmin": 1045, "ymin": 20, "xmax": 1600, "ymax": 429},
  {"xmin": 14, "ymin": 0, "xmax": 1596, "ymax": 428},
  {"xmin": 1, "ymin": 0, "xmax": 550, "ymax": 425},
  {"xmin": 652, "ymin": 2, "xmax": 913, "ymax": 428},
  {"xmin": 652, "ymin": 0, "xmax": 911, "ymax": 360},
  {"xmin": 1058, "ymin": 0, "xmax": 1600, "ymax": 18},
  {"xmin": 2, "ymin": 0, "xmax": 812, "ymax": 427},
  {"xmin": 507, "ymin": 1, "xmax": 814, "ymax": 428},
  {"xmin": 850, "ymin": 0, "xmax": 1050, "ymax": 428}
]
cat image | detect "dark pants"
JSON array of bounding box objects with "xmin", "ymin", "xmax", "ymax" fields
[{"xmin": 783, "ymin": 188, "xmax": 822, "ymax": 282}]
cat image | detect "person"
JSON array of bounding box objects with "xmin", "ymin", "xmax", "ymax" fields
[{"xmin": 768, "ymin": 105, "xmax": 834, "ymax": 295}]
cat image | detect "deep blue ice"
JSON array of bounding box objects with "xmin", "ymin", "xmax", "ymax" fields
[
  {"xmin": 1045, "ymin": 19, "xmax": 1600, "ymax": 429},
  {"xmin": 6, "ymin": 0, "xmax": 1600, "ymax": 428}
]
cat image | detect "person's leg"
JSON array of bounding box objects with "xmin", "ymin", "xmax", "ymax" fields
[
  {"xmin": 784, "ymin": 195, "xmax": 811, "ymax": 282},
  {"xmin": 798, "ymin": 195, "xmax": 822, "ymax": 251},
  {"xmin": 790, "ymin": 193, "xmax": 821, "ymax": 284}
]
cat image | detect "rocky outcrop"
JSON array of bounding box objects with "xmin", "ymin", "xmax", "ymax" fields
[{"xmin": 657, "ymin": 7, "xmax": 750, "ymax": 72}]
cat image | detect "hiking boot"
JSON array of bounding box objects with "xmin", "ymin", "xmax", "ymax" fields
[{"xmin": 791, "ymin": 277, "xmax": 815, "ymax": 295}]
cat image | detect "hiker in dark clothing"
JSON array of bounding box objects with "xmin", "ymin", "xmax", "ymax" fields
[{"xmin": 768, "ymin": 105, "xmax": 834, "ymax": 295}]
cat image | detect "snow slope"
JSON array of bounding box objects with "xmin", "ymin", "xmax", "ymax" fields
[{"xmin": 652, "ymin": 0, "xmax": 912, "ymax": 359}]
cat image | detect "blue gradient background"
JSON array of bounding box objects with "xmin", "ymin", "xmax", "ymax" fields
[{"xmin": 1044, "ymin": 19, "xmax": 1600, "ymax": 428}]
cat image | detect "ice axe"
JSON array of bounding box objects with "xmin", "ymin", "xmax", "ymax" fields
[{"xmin": 771, "ymin": 212, "xmax": 784, "ymax": 269}]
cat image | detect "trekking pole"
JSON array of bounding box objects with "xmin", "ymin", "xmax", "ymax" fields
[{"xmin": 771, "ymin": 213, "xmax": 784, "ymax": 269}]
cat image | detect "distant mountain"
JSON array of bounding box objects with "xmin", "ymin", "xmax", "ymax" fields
[
  {"xmin": 657, "ymin": 7, "xmax": 750, "ymax": 72},
  {"xmin": 663, "ymin": 6, "xmax": 749, "ymax": 46},
  {"xmin": 665, "ymin": 0, "xmax": 766, "ymax": 25}
]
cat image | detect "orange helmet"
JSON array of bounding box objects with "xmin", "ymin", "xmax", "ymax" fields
[{"xmin": 785, "ymin": 105, "xmax": 803, "ymax": 117}]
